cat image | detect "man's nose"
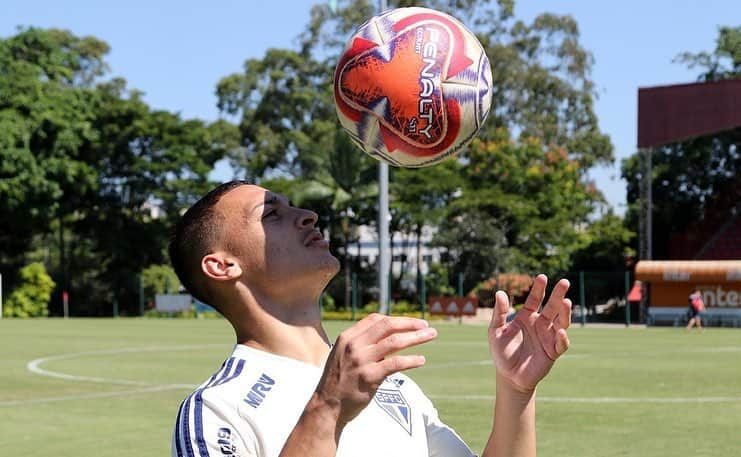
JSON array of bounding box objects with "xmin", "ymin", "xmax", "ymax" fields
[{"xmin": 296, "ymin": 208, "xmax": 318, "ymax": 228}]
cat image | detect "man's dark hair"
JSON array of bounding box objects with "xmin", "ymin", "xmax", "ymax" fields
[{"xmin": 169, "ymin": 180, "xmax": 250, "ymax": 309}]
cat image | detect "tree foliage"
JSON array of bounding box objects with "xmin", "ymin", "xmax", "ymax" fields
[
  {"xmin": 435, "ymin": 132, "xmax": 599, "ymax": 290},
  {"xmin": 217, "ymin": 0, "xmax": 614, "ymax": 298},
  {"xmin": 570, "ymin": 212, "xmax": 635, "ymax": 271},
  {"xmin": 0, "ymin": 28, "xmax": 105, "ymax": 278},
  {"xmin": 2, "ymin": 1, "xmax": 627, "ymax": 313},
  {"xmin": 1, "ymin": 28, "xmax": 224, "ymax": 315}
]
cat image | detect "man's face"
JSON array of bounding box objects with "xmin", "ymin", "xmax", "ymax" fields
[{"xmin": 214, "ymin": 184, "xmax": 340, "ymax": 288}]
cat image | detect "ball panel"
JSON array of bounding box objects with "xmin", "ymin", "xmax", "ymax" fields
[{"xmin": 476, "ymin": 51, "xmax": 493, "ymax": 129}]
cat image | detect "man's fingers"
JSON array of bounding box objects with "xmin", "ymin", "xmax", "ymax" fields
[
  {"xmin": 359, "ymin": 316, "xmax": 430, "ymax": 346},
  {"xmin": 373, "ymin": 354, "xmax": 428, "ymax": 379},
  {"xmin": 556, "ymin": 298, "xmax": 572, "ymax": 329},
  {"xmin": 555, "ymin": 328, "xmax": 570, "ymax": 356},
  {"xmin": 369, "ymin": 326, "xmax": 437, "ymax": 361},
  {"xmin": 523, "ymin": 274, "xmax": 547, "ymax": 311},
  {"xmin": 490, "ymin": 290, "xmax": 511, "ymax": 330},
  {"xmin": 540, "ymin": 278, "xmax": 570, "ymax": 321},
  {"xmin": 339, "ymin": 313, "xmax": 386, "ymax": 340}
]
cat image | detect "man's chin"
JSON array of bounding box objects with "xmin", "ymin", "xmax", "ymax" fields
[{"xmin": 322, "ymin": 255, "xmax": 342, "ymax": 277}]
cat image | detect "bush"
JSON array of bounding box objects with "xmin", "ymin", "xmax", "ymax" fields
[
  {"xmin": 472, "ymin": 273, "xmax": 533, "ymax": 308},
  {"xmin": 425, "ymin": 263, "xmax": 455, "ymax": 296},
  {"xmin": 141, "ymin": 264, "xmax": 181, "ymax": 300},
  {"xmin": 142, "ymin": 308, "xmax": 224, "ymax": 319},
  {"xmin": 142, "ymin": 308, "xmax": 196, "ymax": 318},
  {"xmin": 321, "ymin": 309, "xmax": 446, "ymax": 321},
  {"xmin": 320, "ymin": 293, "xmax": 336, "ymax": 311},
  {"xmin": 389, "ymin": 300, "xmax": 420, "ymax": 314},
  {"xmin": 3, "ymin": 263, "xmax": 55, "ymax": 318}
]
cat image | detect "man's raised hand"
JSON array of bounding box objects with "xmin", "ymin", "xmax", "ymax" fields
[
  {"xmin": 488, "ymin": 274, "xmax": 572, "ymax": 393},
  {"xmin": 315, "ymin": 314, "xmax": 437, "ymax": 429}
]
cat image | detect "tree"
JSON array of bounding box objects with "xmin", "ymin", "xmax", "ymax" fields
[
  {"xmin": 64, "ymin": 78, "xmax": 227, "ymax": 315},
  {"xmin": 570, "ymin": 212, "xmax": 635, "ymax": 271},
  {"xmin": 141, "ymin": 264, "xmax": 181, "ymax": 303},
  {"xmin": 622, "ymin": 26, "xmax": 741, "ymax": 259},
  {"xmin": 436, "ymin": 132, "xmax": 599, "ymax": 291},
  {"xmin": 0, "ymin": 28, "xmax": 106, "ymax": 291},
  {"xmin": 674, "ymin": 26, "xmax": 740, "ymax": 82},
  {"xmin": 216, "ymin": 0, "xmax": 614, "ymax": 300},
  {"xmin": 216, "ymin": 47, "xmax": 339, "ymax": 181},
  {"xmin": 0, "ymin": 28, "xmax": 230, "ymax": 315},
  {"xmin": 390, "ymin": 161, "xmax": 464, "ymax": 301}
]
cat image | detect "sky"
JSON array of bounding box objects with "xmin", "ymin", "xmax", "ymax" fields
[{"xmin": 3, "ymin": 0, "xmax": 739, "ymax": 214}]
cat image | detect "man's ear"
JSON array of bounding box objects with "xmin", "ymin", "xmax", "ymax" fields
[{"xmin": 201, "ymin": 252, "xmax": 243, "ymax": 282}]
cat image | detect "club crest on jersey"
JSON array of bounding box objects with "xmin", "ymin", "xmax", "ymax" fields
[{"xmin": 374, "ymin": 388, "xmax": 412, "ymax": 435}]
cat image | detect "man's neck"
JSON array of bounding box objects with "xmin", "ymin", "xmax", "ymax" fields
[
  {"xmin": 239, "ymin": 324, "xmax": 332, "ymax": 367},
  {"xmin": 230, "ymin": 287, "xmax": 332, "ymax": 367}
]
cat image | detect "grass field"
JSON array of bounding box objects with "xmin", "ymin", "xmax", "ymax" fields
[{"xmin": 1, "ymin": 318, "xmax": 740, "ymax": 456}]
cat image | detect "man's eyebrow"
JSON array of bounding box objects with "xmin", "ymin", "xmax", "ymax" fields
[
  {"xmin": 251, "ymin": 193, "xmax": 290, "ymax": 213},
  {"xmin": 272, "ymin": 193, "xmax": 292, "ymax": 206},
  {"xmin": 251, "ymin": 194, "xmax": 275, "ymax": 213}
]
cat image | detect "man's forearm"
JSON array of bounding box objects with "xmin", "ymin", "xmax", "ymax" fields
[
  {"xmin": 279, "ymin": 393, "xmax": 344, "ymax": 457},
  {"xmin": 481, "ymin": 375, "xmax": 536, "ymax": 457}
]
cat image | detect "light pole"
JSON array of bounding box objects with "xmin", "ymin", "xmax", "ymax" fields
[{"xmin": 377, "ymin": 0, "xmax": 391, "ymax": 314}]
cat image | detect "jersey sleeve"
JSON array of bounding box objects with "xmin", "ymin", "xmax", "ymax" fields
[
  {"xmin": 422, "ymin": 398, "xmax": 478, "ymax": 457},
  {"xmin": 400, "ymin": 375, "xmax": 477, "ymax": 457},
  {"xmin": 172, "ymin": 390, "xmax": 259, "ymax": 457}
]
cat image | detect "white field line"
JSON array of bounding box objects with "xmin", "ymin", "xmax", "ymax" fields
[
  {"xmin": 422, "ymin": 354, "xmax": 586, "ymax": 370},
  {"xmin": 19, "ymin": 344, "xmax": 741, "ymax": 406},
  {"xmin": 0, "ymin": 384, "xmax": 196, "ymax": 407},
  {"xmin": 26, "ymin": 344, "xmax": 225, "ymax": 386},
  {"xmin": 11, "ymin": 345, "xmax": 223, "ymax": 407},
  {"xmin": 429, "ymin": 394, "xmax": 741, "ymax": 404},
  {"xmin": 430, "ymin": 341, "xmax": 741, "ymax": 358}
]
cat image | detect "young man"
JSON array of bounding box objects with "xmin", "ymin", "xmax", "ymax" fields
[{"xmin": 169, "ymin": 180, "xmax": 572, "ymax": 457}]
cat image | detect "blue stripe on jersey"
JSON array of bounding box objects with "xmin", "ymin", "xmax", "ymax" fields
[
  {"xmin": 178, "ymin": 358, "xmax": 233, "ymax": 457},
  {"xmin": 174, "ymin": 400, "xmax": 185, "ymax": 457},
  {"xmin": 194, "ymin": 359, "xmax": 246, "ymax": 457},
  {"xmin": 213, "ymin": 359, "xmax": 245, "ymax": 387},
  {"xmin": 178, "ymin": 357, "xmax": 245, "ymax": 457},
  {"xmin": 181, "ymin": 394, "xmax": 196, "ymax": 457}
]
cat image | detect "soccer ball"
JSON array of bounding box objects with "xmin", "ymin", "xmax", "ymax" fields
[{"xmin": 333, "ymin": 7, "xmax": 493, "ymax": 168}]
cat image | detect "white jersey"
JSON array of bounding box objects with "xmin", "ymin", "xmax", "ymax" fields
[{"xmin": 172, "ymin": 344, "xmax": 476, "ymax": 457}]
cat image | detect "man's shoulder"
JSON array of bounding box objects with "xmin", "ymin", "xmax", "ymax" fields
[
  {"xmin": 181, "ymin": 355, "xmax": 255, "ymax": 407},
  {"xmin": 377, "ymin": 372, "xmax": 432, "ymax": 405}
]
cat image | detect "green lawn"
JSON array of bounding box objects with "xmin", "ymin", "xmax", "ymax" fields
[{"xmin": 1, "ymin": 318, "xmax": 740, "ymax": 456}]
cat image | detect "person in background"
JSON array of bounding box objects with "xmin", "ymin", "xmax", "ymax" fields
[{"xmin": 686, "ymin": 288, "xmax": 705, "ymax": 331}]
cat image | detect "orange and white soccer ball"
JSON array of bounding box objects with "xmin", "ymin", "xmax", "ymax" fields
[{"xmin": 334, "ymin": 7, "xmax": 493, "ymax": 168}]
